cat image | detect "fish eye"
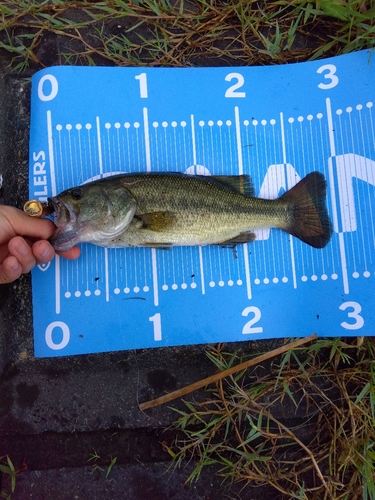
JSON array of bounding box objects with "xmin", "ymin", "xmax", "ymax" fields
[{"xmin": 71, "ymin": 188, "xmax": 83, "ymax": 200}]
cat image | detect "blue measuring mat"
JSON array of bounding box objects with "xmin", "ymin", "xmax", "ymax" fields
[{"xmin": 29, "ymin": 49, "xmax": 375, "ymax": 357}]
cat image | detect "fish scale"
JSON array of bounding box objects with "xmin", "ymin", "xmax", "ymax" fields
[{"xmin": 113, "ymin": 173, "xmax": 286, "ymax": 246}]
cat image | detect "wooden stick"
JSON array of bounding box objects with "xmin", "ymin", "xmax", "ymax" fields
[{"xmin": 139, "ymin": 334, "xmax": 317, "ymax": 411}]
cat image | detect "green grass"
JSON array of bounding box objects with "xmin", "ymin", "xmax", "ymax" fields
[
  {"xmin": 87, "ymin": 449, "xmax": 117, "ymax": 477},
  {"xmin": 0, "ymin": 0, "xmax": 374, "ymax": 71},
  {"xmin": 169, "ymin": 338, "xmax": 375, "ymax": 499},
  {"xmin": 0, "ymin": 455, "xmax": 18, "ymax": 499}
]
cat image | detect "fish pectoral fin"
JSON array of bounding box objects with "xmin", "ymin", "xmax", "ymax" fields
[
  {"xmin": 217, "ymin": 232, "xmax": 256, "ymax": 246},
  {"xmin": 210, "ymin": 175, "xmax": 255, "ymax": 197},
  {"xmin": 136, "ymin": 211, "xmax": 175, "ymax": 232}
]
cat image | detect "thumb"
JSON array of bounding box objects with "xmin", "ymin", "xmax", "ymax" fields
[{"xmin": 1, "ymin": 205, "xmax": 56, "ymax": 240}]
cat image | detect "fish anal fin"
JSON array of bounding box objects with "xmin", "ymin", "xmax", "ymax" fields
[
  {"xmin": 210, "ymin": 175, "xmax": 255, "ymax": 197},
  {"xmin": 217, "ymin": 232, "xmax": 256, "ymax": 246},
  {"xmin": 281, "ymin": 172, "xmax": 332, "ymax": 249},
  {"xmin": 136, "ymin": 211, "xmax": 175, "ymax": 232}
]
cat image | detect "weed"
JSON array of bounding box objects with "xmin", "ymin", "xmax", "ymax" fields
[
  {"xmin": 170, "ymin": 338, "xmax": 375, "ymax": 499},
  {"xmin": 0, "ymin": 455, "xmax": 20, "ymax": 500},
  {"xmin": 0, "ymin": 1, "xmax": 374, "ymax": 71},
  {"xmin": 87, "ymin": 449, "xmax": 117, "ymax": 477},
  {"xmin": 87, "ymin": 449, "xmax": 105, "ymax": 474},
  {"xmin": 106, "ymin": 456, "xmax": 117, "ymax": 478}
]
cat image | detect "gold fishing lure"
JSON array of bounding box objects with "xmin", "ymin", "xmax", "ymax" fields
[{"xmin": 24, "ymin": 199, "xmax": 53, "ymax": 217}]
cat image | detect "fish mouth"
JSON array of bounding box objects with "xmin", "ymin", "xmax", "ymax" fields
[
  {"xmin": 48, "ymin": 196, "xmax": 72, "ymax": 224},
  {"xmin": 48, "ymin": 196, "xmax": 80, "ymax": 251}
]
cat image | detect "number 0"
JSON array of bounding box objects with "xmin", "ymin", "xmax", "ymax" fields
[
  {"xmin": 45, "ymin": 321, "xmax": 70, "ymax": 350},
  {"xmin": 38, "ymin": 74, "xmax": 58, "ymax": 101}
]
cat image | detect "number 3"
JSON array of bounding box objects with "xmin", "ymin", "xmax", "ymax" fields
[
  {"xmin": 317, "ymin": 64, "xmax": 339, "ymax": 90},
  {"xmin": 339, "ymin": 301, "xmax": 364, "ymax": 330}
]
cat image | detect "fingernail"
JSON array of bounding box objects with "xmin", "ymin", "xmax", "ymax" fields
[
  {"xmin": 18, "ymin": 242, "xmax": 28, "ymax": 255},
  {"xmin": 11, "ymin": 261, "xmax": 20, "ymax": 271},
  {"xmin": 40, "ymin": 247, "xmax": 52, "ymax": 259}
]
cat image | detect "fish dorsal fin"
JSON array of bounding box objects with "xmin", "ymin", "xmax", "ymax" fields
[{"xmin": 210, "ymin": 175, "xmax": 255, "ymax": 197}]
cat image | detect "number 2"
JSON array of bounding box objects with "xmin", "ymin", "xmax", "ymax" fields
[
  {"xmin": 225, "ymin": 73, "xmax": 246, "ymax": 98},
  {"xmin": 339, "ymin": 301, "xmax": 364, "ymax": 330},
  {"xmin": 317, "ymin": 64, "xmax": 339, "ymax": 90},
  {"xmin": 242, "ymin": 306, "xmax": 263, "ymax": 334}
]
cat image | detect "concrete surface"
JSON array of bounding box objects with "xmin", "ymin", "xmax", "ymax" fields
[{"xmin": 0, "ymin": 43, "xmax": 325, "ymax": 500}]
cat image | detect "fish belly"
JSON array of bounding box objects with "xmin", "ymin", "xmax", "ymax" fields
[{"xmin": 103, "ymin": 206, "xmax": 286, "ymax": 248}]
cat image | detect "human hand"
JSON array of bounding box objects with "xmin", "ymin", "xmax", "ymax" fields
[{"xmin": 0, "ymin": 205, "xmax": 80, "ymax": 284}]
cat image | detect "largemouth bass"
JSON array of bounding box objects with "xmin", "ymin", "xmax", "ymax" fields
[{"xmin": 48, "ymin": 171, "xmax": 332, "ymax": 251}]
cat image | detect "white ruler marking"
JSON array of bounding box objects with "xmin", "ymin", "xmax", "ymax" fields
[
  {"xmin": 280, "ymin": 112, "xmax": 287, "ymax": 163},
  {"xmin": 199, "ymin": 246, "xmax": 205, "ymax": 295},
  {"xmin": 243, "ymin": 244, "xmax": 251, "ymax": 300},
  {"xmin": 280, "ymin": 112, "xmax": 297, "ymax": 289},
  {"xmin": 235, "ymin": 106, "xmax": 251, "ymax": 299},
  {"xmin": 96, "ymin": 116, "xmax": 103, "ymax": 176},
  {"xmin": 47, "ymin": 111, "xmax": 57, "ymax": 196},
  {"xmin": 359, "ymin": 109, "xmax": 375, "ymax": 249},
  {"xmin": 96, "ymin": 116, "xmax": 109, "ymax": 299},
  {"xmin": 326, "ymin": 98, "xmax": 336, "ymax": 157},
  {"xmin": 143, "ymin": 107, "xmax": 151, "ymax": 172},
  {"xmin": 234, "ymin": 107, "xmax": 243, "ymax": 175},
  {"xmin": 47, "ymin": 111, "xmax": 61, "ymax": 314},
  {"xmin": 152, "ymin": 248, "xmax": 159, "ymax": 306},
  {"xmin": 326, "ymin": 98, "xmax": 349, "ymax": 294},
  {"xmin": 338, "ymin": 232, "xmax": 349, "ymax": 293},
  {"xmin": 289, "ymin": 238, "xmax": 297, "ymax": 289},
  {"xmin": 191, "ymin": 114, "xmax": 205, "ymax": 294},
  {"xmin": 104, "ymin": 248, "xmax": 109, "ymax": 302},
  {"xmin": 191, "ymin": 114, "xmax": 197, "ymax": 166},
  {"xmin": 143, "ymin": 107, "xmax": 159, "ymax": 305}
]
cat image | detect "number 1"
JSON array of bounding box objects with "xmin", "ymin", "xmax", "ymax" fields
[
  {"xmin": 135, "ymin": 73, "xmax": 148, "ymax": 98},
  {"xmin": 149, "ymin": 313, "xmax": 162, "ymax": 341}
]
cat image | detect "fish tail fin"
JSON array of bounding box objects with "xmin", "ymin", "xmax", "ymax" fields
[{"xmin": 281, "ymin": 172, "xmax": 332, "ymax": 249}]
